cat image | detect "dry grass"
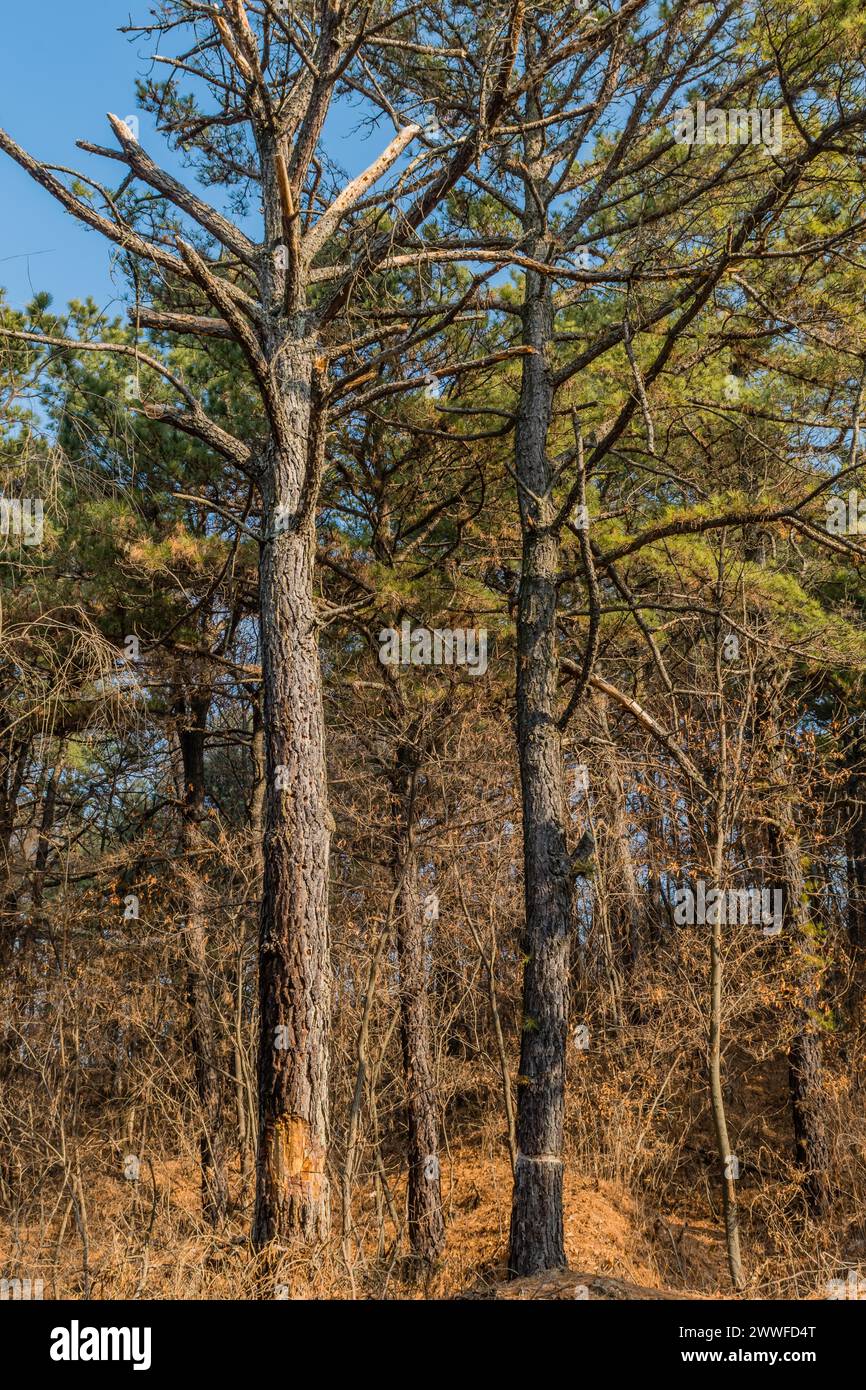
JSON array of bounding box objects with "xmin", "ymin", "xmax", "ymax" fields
[{"xmin": 1, "ymin": 1131, "xmax": 854, "ymax": 1300}]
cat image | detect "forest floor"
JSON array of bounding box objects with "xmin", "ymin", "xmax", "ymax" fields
[{"xmin": 3, "ymin": 1139, "xmax": 841, "ymax": 1300}]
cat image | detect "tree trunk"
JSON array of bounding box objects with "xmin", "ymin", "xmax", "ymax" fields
[
  {"xmin": 20, "ymin": 748, "xmax": 63, "ymax": 958},
  {"xmin": 706, "ymin": 626, "xmax": 744, "ymax": 1289},
  {"xmin": 787, "ymin": 1015, "xmax": 830, "ymax": 1218},
  {"xmin": 249, "ymin": 688, "xmax": 266, "ymax": 837},
  {"xmin": 595, "ymin": 697, "xmax": 640, "ymax": 1022},
  {"xmin": 252, "ymin": 345, "xmax": 332, "ymax": 1247},
  {"xmin": 843, "ymin": 712, "xmax": 866, "ymax": 953},
  {"xmin": 769, "ymin": 773, "xmax": 831, "ymax": 1218},
  {"xmin": 0, "ymin": 738, "xmax": 30, "ymax": 974},
  {"xmin": 178, "ymin": 695, "xmax": 229, "ymax": 1227},
  {"xmin": 392, "ymin": 744, "xmax": 444, "ymax": 1262},
  {"xmin": 508, "ymin": 253, "xmax": 572, "ymax": 1277},
  {"xmin": 708, "ymin": 913, "xmax": 744, "ymax": 1288},
  {"xmin": 458, "ymin": 879, "xmax": 518, "ymax": 1172},
  {"xmin": 342, "ymin": 912, "xmax": 391, "ymax": 1246},
  {"xmin": 232, "ymin": 940, "xmax": 254, "ymax": 1184}
]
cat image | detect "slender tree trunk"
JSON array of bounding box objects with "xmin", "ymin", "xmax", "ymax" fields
[
  {"xmin": 843, "ymin": 712, "xmax": 866, "ymax": 953},
  {"xmin": 787, "ymin": 1010, "xmax": 830, "ymax": 1218},
  {"xmin": 458, "ymin": 879, "xmax": 518, "ymax": 1172},
  {"xmin": 0, "ymin": 738, "xmax": 30, "ymax": 974},
  {"xmin": 391, "ymin": 744, "xmax": 444, "ymax": 1262},
  {"xmin": 250, "ymin": 689, "xmax": 266, "ymax": 838},
  {"xmin": 768, "ymin": 752, "xmax": 831, "ymax": 1219},
  {"xmin": 708, "ymin": 914, "xmax": 744, "ymax": 1288},
  {"xmin": 20, "ymin": 748, "xmax": 63, "ymax": 957},
  {"xmin": 509, "ymin": 248, "xmax": 572, "ymax": 1276},
  {"xmin": 596, "ymin": 698, "xmax": 640, "ymax": 1021},
  {"xmin": 234, "ymin": 691, "xmax": 264, "ymax": 1184},
  {"xmin": 707, "ymin": 617, "xmax": 744, "ymax": 1289},
  {"xmin": 604, "ymin": 776, "xmax": 640, "ymax": 973},
  {"xmin": 252, "ymin": 342, "xmax": 332, "ymax": 1247},
  {"xmin": 232, "ymin": 941, "xmax": 254, "ymax": 1183},
  {"xmin": 178, "ymin": 696, "xmax": 229, "ymax": 1226},
  {"xmin": 342, "ymin": 903, "xmax": 393, "ymax": 1244}
]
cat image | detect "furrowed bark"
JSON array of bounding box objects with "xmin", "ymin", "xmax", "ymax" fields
[
  {"xmin": 252, "ymin": 342, "xmax": 332, "ymax": 1248},
  {"xmin": 508, "ymin": 249, "xmax": 572, "ymax": 1277}
]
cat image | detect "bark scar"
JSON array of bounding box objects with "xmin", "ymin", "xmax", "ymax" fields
[{"xmin": 268, "ymin": 1115, "xmax": 325, "ymax": 1198}]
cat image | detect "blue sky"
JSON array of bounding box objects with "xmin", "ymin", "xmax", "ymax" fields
[
  {"xmin": 0, "ymin": 1, "xmax": 373, "ymax": 318},
  {"xmin": 0, "ymin": 1, "xmax": 153, "ymax": 314}
]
